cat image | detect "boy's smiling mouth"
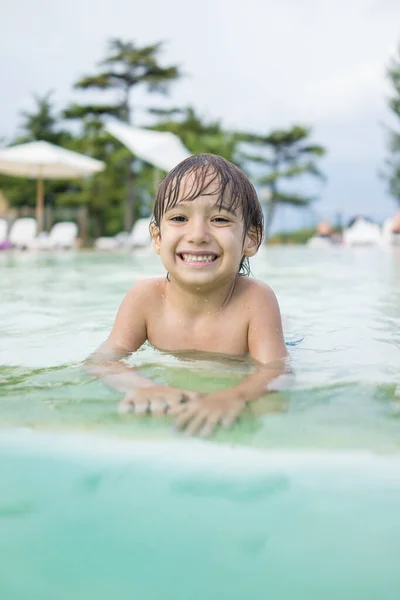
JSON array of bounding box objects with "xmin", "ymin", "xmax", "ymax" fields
[{"xmin": 177, "ymin": 252, "xmax": 219, "ymax": 264}]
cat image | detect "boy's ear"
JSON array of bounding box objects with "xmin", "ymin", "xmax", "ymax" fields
[
  {"xmin": 150, "ymin": 223, "xmax": 161, "ymax": 255},
  {"xmin": 243, "ymin": 229, "xmax": 259, "ymax": 258}
]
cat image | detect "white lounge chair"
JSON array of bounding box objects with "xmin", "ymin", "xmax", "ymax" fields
[
  {"xmin": 127, "ymin": 218, "xmax": 151, "ymax": 248},
  {"xmin": 94, "ymin": 231, "xmax": 130, "ymax": 251},
  {"xmin": 9, "ymin": 218, "xmax": 37, "ymax": 249},
  {"xmin": 0, "ymin": 218, "xmax": 8, "ymax": 243},
  {"xmin": 94, "ymin": 219, "xmax": 151, "ymax": 251},
  {"xmin": 49, "ymin": 221, "xmax": 78, "ymax": 249},
  {"xmin": 307, "ymin": 235, "xmax": 335, "ymax": 249},
  {"xmin": 94, "ymin": 236, "xmax": 119, "ymax": 251},
  {"xmin": 30, "ymin": 221, "xmax": 78, "ymax": 250},
  {"xmin": 343, "ymin": 217, "xmax": 382, "ymax": 247}
]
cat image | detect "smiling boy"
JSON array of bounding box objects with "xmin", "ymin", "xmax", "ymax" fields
[{"xmin": 86, "ymin": 154, "xmax": 288, "ymax": 436}]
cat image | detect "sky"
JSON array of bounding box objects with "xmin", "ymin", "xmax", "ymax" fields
[{"xmin": 1, "ymin": 0, "xmax": 400, "ymax": 230}]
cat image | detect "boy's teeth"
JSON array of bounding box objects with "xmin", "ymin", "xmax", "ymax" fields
[{"xmin": 182, "ymin": 254, "xmax": 215, "ymax": 262}]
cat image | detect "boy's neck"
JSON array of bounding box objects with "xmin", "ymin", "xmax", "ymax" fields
[{"xmin": 164, "ymin": 274, "xmax": 239, "ymax": 316}]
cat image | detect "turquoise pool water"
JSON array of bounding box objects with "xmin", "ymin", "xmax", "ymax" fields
[{"xmin": 1, "ymin": 246, "xmax": 400, "ymax": 599}]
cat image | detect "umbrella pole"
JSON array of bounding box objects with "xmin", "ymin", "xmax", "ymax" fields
[{"xmin": 36, "ymin": 177, "xmax": 44, "ymax": 233}]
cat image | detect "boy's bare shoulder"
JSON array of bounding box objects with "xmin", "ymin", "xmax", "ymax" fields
[
  {"xmin": 235, "ymin": 277, "xmax": 279, "ymax": 309},
  {"xmin": 128, "ymin": 277, "xmax": 166, "ymax": 299},
  {"xmin": 125, "ymin": 276, "xmax": 166, "ymax": 306}
]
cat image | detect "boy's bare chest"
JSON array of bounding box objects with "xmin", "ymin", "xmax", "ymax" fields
[{"xmin": 146, "ymin": 304, "xmax": 250, "ymax": 355}]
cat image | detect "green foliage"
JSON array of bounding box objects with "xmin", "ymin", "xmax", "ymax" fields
[
  {"xmin": 0, "ymin": 37, "xmax": 329, "ymax": 241},
  {"xmin": 16, "ymin": 91, "xmax": 67, "ymax": 144},
  {"xmin": 385, "ymin": 44, "xmax": 400, "ymax": 205},
  {"xmin": 72, "ymin": 39, "xmax": 181, "ymax": 122},
  {"xmin": 241, "ymin": 125, "xmax": 326, "ymax": 237},
  {"xmin": 55, "ymin": 129, "xmax": 131, "ymax": 237},
  {"xmin": 0, "ymin": 92, "xmax": 75, "ymax": 210},
  {"xmin": 150, "ymin": 106, "xmax": 240, "ymax": 163},
  {"xmin": 268, "ymin": 227, "xmax": 317, "ymax": 245},
  {"xmin": 63, "ymin": 104, "xmax": 124, "ymax": 121},
  {"xmin": 63, "ymin": 38, "xmax": 182, "ymax": 230}
]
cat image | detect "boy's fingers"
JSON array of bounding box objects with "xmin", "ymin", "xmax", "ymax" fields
[
  {"xmin": 118, "ymin": 400, "xmax": 134, "ymax": 414},
  {"xmin": 163, "ymin": 390, "xmax": 193, "ymax": 409},
  {"xmin": 168, "ymin": 404, "xmax": 188, "ymax": 418},
  {"xmin": 184, "ymin": 412, "xmax": 208, "ymax": 436},
  {"xmin": 222, "ymin": 404, "xmax": 244, "ymax": 428},
  {"xmin": 167, "ymin": 396, "xmax": 187, "ymax": 409},
  {"xmin": 179, "ymin": 391, "xmax": 193, "ymax": 404},
  {"xmin": 168, "ymin": 396, "xmax": 200, "ymax": 416},
  {"xmin": 150, "ymin": 399, "xmax": 168, "ymax": 415},
  {"xmin": 119, "ymin": 398, "xmax": 149, "ymax": 415},
  {"xmin": 175, "ymin": 405, "xmax": 199, "ymax": 430},
  {"xmin": 200, "ymin": 414, "xmax": 222, "ymax": 437},
  {"xmin": 182, "ymin": 391, "xmax": 203, "ymax": 403},
  {"xmin": 221, "ymin": 413, "xmax": 238, "ymax": 429}
]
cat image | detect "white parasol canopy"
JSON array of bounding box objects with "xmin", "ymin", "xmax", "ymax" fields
[
  {"xmin": 105, "ymin": 121, "xmax": 191, "ymax": 171},
  {"xmin": 0, "ymin": 141, "xmax": 105, "ymax": 231}
]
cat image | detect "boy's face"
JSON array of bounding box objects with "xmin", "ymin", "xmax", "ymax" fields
[{"xmin": 151, "ymin": 173, "xmax": 257, "ymax": 288}]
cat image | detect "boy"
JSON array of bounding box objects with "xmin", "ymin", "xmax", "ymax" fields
[{"xmin": 87, "ymin": 154, "xmax": 288, "ymax": 436}]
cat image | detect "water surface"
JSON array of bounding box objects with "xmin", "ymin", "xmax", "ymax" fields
[{"xmin": 1, "ymin": 246, "xmax": 400, "ymax": 599}]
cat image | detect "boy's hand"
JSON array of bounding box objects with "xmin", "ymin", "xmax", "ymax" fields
[
  {"xmin": 119, "ymin": 385, "xmax": 200, "ymax": 416},
  {"xmin": 170, "ymin": 391, "xmax": 246, "ymax": 437}
]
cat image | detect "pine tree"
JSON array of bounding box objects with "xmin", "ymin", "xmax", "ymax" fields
[
  {"xmin": 385, "ymin": 44, "xmax": 400, "ymax": 205},
  {"xmin": 64, "ymin": 39, "xmax": 181, "ymax": 229},
  {"xmin": 241, "ymin": 126, "xmax": 326, "ymax": 237}
]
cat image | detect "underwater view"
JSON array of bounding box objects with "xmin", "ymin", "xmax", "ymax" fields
[{"xmin": 1, "ymin": 245, "xmax": 400, "ymax": 599}]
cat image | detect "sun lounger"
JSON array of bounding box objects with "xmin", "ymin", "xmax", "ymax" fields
[
  {"xmin": 94, "ymin": 219, "xmax": 151, "ymax": 251},
  {"xmin": 127, "ymin": 218, "xmax": 151, "ymax": 248},
  {"xmin": 0, "ymin": 218, "xmax": 8, "ymax": 244},
  {"xmin": 9, "ymin": 218, "xmax": 37, "ymax": 249},
  {"xmin": 29, "ymin": 221, "xmax": 78, "ymax": 250},
  {"xmin": 307, "ymin": 235, "xmax": 336, "ymax": 248},
  {"xmin": 0, "ymin": 218, "xmax": 12, "ymax": 249},
  {"xmin": 0, "ymin": 218, "xmax": 7, "ymax": 242},
  {"xmin": 343, "ymin": 217, "xmax": 382, "ymax": 246},
  {"xmin": 94, "ymin": 231, "xmax": 130, "ymax": 251}
]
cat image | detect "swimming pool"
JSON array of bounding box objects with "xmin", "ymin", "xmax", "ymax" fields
[{"xmin": 1, "ymin": 246, "xmax": 400, "ymax": 599}]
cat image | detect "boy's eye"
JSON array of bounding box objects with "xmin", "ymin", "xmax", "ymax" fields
[
  {"xmin": 212, "ymin": 216, "xmax": 230, "ymax": 223},
  {"xmin": 170, "ymin": 215, "xmax": 187, "ymax": 222}
]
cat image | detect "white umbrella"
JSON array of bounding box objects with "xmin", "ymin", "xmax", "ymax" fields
[
  {"xmin": 105, "ymin": 121, "xmax": 190, "ymax": 171},
  {"xmin": 0, "ymin": 141, "xmax": 105, "ymax": 231}
]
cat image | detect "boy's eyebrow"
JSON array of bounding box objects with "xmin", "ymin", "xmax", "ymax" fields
[{"xmin": 166, "ymin": 201, "xmax": 238, "ymax": 215}]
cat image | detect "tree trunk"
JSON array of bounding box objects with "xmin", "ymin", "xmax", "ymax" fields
[
  {"xmin": 77, "ymin": 206, "xmax": 88, "ymax": 245},
  {"xmin": 93, "ymin": 211, "xmax": 102, "ymax": 239},
  {"xmin": 124, "ymin": 160, "xmax": 135, "ymax": 232},
  {"xmin": 123, "ymin": 89, "xmax": 135, "ymax": 232},
  {"xmin": 36, "ymin": 177, "xmax": 44, "ymax": 234},
  {"xmin": 264, "ymin": 199, "xmax": 276, "ymax": 241}
]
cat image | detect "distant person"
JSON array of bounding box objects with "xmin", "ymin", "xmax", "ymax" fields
[
  {"xmin": 316, "ymin": 220, "xmax": 333, "ymax": 238},
  {"xmin": 391, "ymin": 212, "xmax": 400, "ymax": 245},
  {"xmin": 308, "ymin": 219, "xmax": 340, "ymax": 247},
  {"xmin": 392, "ymin": 212, "xmax": 400, "ymax": 234},
  {"xmin": 86, "ymin": 154, "xmax": 288, "ymax": 436}
]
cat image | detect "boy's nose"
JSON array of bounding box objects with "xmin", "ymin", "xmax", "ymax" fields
[{"xmin": 187, "ymin": 218, "xmax": 211, "ymax": 244}]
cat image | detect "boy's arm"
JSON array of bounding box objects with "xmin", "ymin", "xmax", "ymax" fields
[
  {"xmin": 228, "ymin": 282, "xmax": 289, "ymax": 400},
  {"xmin": 85, "ymin": 283, "xmax": 153, "ymax": 389},
  {"xmin": 85, "ymin": 282, "xmax": 196, "ymax": 412},
  {"xmin": 171, "ymin": 283, "xmax": 290, "ymax": 435}
]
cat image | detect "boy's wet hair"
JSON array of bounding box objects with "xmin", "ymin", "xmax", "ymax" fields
[{"xmin": 151, "ymin": 153, "xmax": 264, "ymax": 275}]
